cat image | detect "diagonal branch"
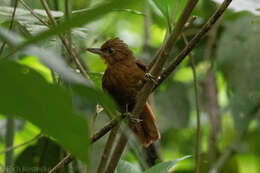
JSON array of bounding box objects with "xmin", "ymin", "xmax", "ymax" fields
[
  {"xmin": 19, "ymin": 0, "xmax": 49, "ymax": 26},
  {"xmin": 48, "ymin": 114, "xmax": 126, "ymax": 173},
  {"xmin": 97, "ymin": 125, "xmax": 119, "ymax": 173},
  {"xmin": 134, "ymin": 0, "xmax": 198, "ymax": 123},
  {"xmin": 40, "ymin": 0, "xmax": 89, "ymax": 79},
  {"xmin": 48, "ymin": 1, "xmax": 232, "ymax": 172},
  {"xmin": 156, "ymin": 0, "xmax": 233, "ymax": 88},
  {"xmin": 0, "ymin": 133, "xmax": 42, "ymax": 155},
  {"xmin": 103, "ymin": 1, "xmax": 199, "ymax": 173},
  {"xmin": 104, "ymin": 133, "xmax": 128, "ymax": 173}
]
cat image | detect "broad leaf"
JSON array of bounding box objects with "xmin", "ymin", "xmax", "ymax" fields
[
  {"xmin": 144, "ymin": 155, "xmax": 191, "ymax": 173},
  {"xmin": 148, "ymin": 0, "xmax": 187, "ymax": 28},
  {"xmin": 115, "ymin": 160, "xmax": 142, "ymax": 173},
  {"xmin": 0, "ymin": 26, "xmax": 117, "ymax": 116},
  {"xmin": 0, "ymin": 60, "xmax": 90, "ymax": 162}
]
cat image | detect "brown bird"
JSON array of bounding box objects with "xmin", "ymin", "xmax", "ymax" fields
[{"xmin": 87, "ymin": 38, "xmax": 160, "ymax": 147}]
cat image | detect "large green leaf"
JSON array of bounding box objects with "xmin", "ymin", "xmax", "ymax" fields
[
  {"xmin": 149, "ymin": 0, "xmax": 187, "ymax": 28},
  {"xmin": 144, "ymin": 155, "xmax": 191, "ymax": 173},
  {"xmin": 0, "ymin": 60, "xmax": 90, "ymax": 162},
  {"xmin": 0, "ymin": 26, "xmax": 117, "ymax": 116},
  {"xmin": 149, "ymin": 0, "xmax": 171, "ymax": 20}
]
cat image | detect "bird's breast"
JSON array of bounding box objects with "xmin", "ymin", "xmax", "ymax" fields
[{"xmin": 102, "ymin": 61, "xmax": 145, "ymax": 108}]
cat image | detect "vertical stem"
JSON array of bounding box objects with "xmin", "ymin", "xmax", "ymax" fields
[
  {"xmin": 53, "ymin": 0, "xmax": 59, "ymax": 11},
  {"xmin": 143, "ymin": 0, "xmax": 151, "ymax": 52},
  {"xmin": 0, "ymin": 0, "xmax": 18, "ymax": 56},
  {"xmin": 192, "ymin": 53, "xmax": 201, "ymax": 173},
  {"xmin": 182, "ymin": 34, "xmax": 200, "ymax": 173},
  {"xmin": 4, "ymin": 1, "xmax": 18, "ymax": 171},
  {"xmin": 5, "ymin": 117, "xmax": 15, "ymax": 173},
  {"xmin": 65, "ymin": 0, "xmax": 72, "ymax": 53}
]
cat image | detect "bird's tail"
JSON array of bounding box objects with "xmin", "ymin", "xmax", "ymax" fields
[{"xmin": 129, "ymin": 102, "xmax": 160, "ymax": 147}]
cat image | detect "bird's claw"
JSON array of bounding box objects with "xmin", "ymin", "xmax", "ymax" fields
[
  {"xmin": 145, "ymin": 73, "xmax": 158, "ymax": 85},
  {"xmin": 124, "ymin": 112, "xmax": 143, "ymax": 124}
]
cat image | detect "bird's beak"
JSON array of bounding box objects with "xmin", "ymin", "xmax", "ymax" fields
[{"xmin": 86, "ymin": 48, "xmax": 103, "ymax": 55}]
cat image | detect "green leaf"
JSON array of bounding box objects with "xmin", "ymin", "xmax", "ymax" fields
[
  {"xmin": 149, "ymin": 0, "xmax": 170, "ymax": 20},
  {"xmin": 112, "ymin": 9, "xmax": 145, "ymax": 16},
  {"xmin": 149, "ymin": 0, "xmax": 170, "ymax": 26},
  {"xmin": 149, "ymin": 0, "xmax": 188, "ymax": 29},
  {"xmin": 115, "ymin": 160, "xmax": 142, "ymax": 173},
  {"xmin": 144, "ymin": 155, "xmax": 191, "ymax": 173},
  {"xmin": 0, "ymin": 26, "xmax": 117, "ymax": 116},
  {"xmin": 16, "ymin": 0, "xmax": 135, "ymax": 51},
  {"xmin": 0, "ymin": 60, "xmax": 90, "ymax": 163},
  {"xmin": 88, "ymin": 72, "xmax": 103, "ymax": 89}
]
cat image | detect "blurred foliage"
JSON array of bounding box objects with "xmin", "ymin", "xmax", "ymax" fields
[
  {"xmin": 0, "ymin": 0, "xmax": 260, "ymax": 173},
  {"xmin": 14, "ymin": 137, "xmax": 68, "ymax": 173}
]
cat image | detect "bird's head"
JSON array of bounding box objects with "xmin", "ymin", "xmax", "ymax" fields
[{"xmin": 86, "ymin": 38, "xmax": 134, "ymax": 66}]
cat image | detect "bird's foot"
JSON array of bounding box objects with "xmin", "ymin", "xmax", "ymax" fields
[
  {"xmin": 145, "ymin": 73, "xmax": 158, "ymax": 85},
  {"xmin": 124, "ymin": 112, "xmax": 143, "ymax": 124}
]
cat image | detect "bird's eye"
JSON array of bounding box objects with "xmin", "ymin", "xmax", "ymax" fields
[{"xmin": 107, "ymin": 48, "xmax": 114, "ymax": 54}]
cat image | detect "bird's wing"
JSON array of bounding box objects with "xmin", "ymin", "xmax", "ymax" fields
[{"xmin": 135, "ymin": 59, "xmax": 147, "ymax": 72}]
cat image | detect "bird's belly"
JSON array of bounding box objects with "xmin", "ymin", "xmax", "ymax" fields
[{"xmin": 102, "ymin": 65, "xmax": 145, "ymax": 111}]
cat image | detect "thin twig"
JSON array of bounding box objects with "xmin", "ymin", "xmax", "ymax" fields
[
  {"xmin": 0, "ymin": 133, "xmax": 42, "ymax": 155},
  {"xmin": 40, "ymin": 0, "xmax": 57, "ymax": 25},
  {"xmin": 64, "ymin": 0, "xmax": 72, "ymax": 55},
  {"xmin": 0, "ymin": 0, "xmax": 19, "ymax": 56},
  {"xmin": 182, "ymin": 34, "xmax": 201, "ymax": 173},
  {"xmin": 91, "ymin": 105, "xmax": 103, "ymax": 136},
  {"xmin": 48, "ymin": 114, "xmax": 126, "ymax": 173},
  {"xmin": 4, "ymin": 117, "xmax": 15, "ymax": 173},
  {"xmin": 91, "ymin": 115, "xmax": 126, "ymax": 143},
  {"xmin": 40, "ymin": 0, "xmax": 89, "ymax": 79},
  {"xmin": 3, "ymin": 3, "xmax": 19, "ymax": 172},
  {"xmin": 203, "ymin": 23, "xmax": 221, "ymax": 166},
  {"xmin": 156, "ymin": 0, "xmax": 233, "ymax": 88},
  {"xmin": 19, "ymin": 0, "xmax": 49, "ymax": 26},
  {"xmin": 97, "ymin": 125, "xmax": 119, "ymax": 173},
  {"xmin": 51, "ymin": 69, "xmax": 57, "ymax": 83},
  {"xmin": 143, "ymin": 0, "xmax": 151, "ymax": 52},
  {"xmin": 20, "ymin": 0, "xmax": 88, "ymax": 78},
  {"xmin": 148, "ymin": 0, "xmax": 198, "ymax": 72},
  {"xmin": 48, "ymin": 154, "xmax": 74, "ymax": 173}
]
